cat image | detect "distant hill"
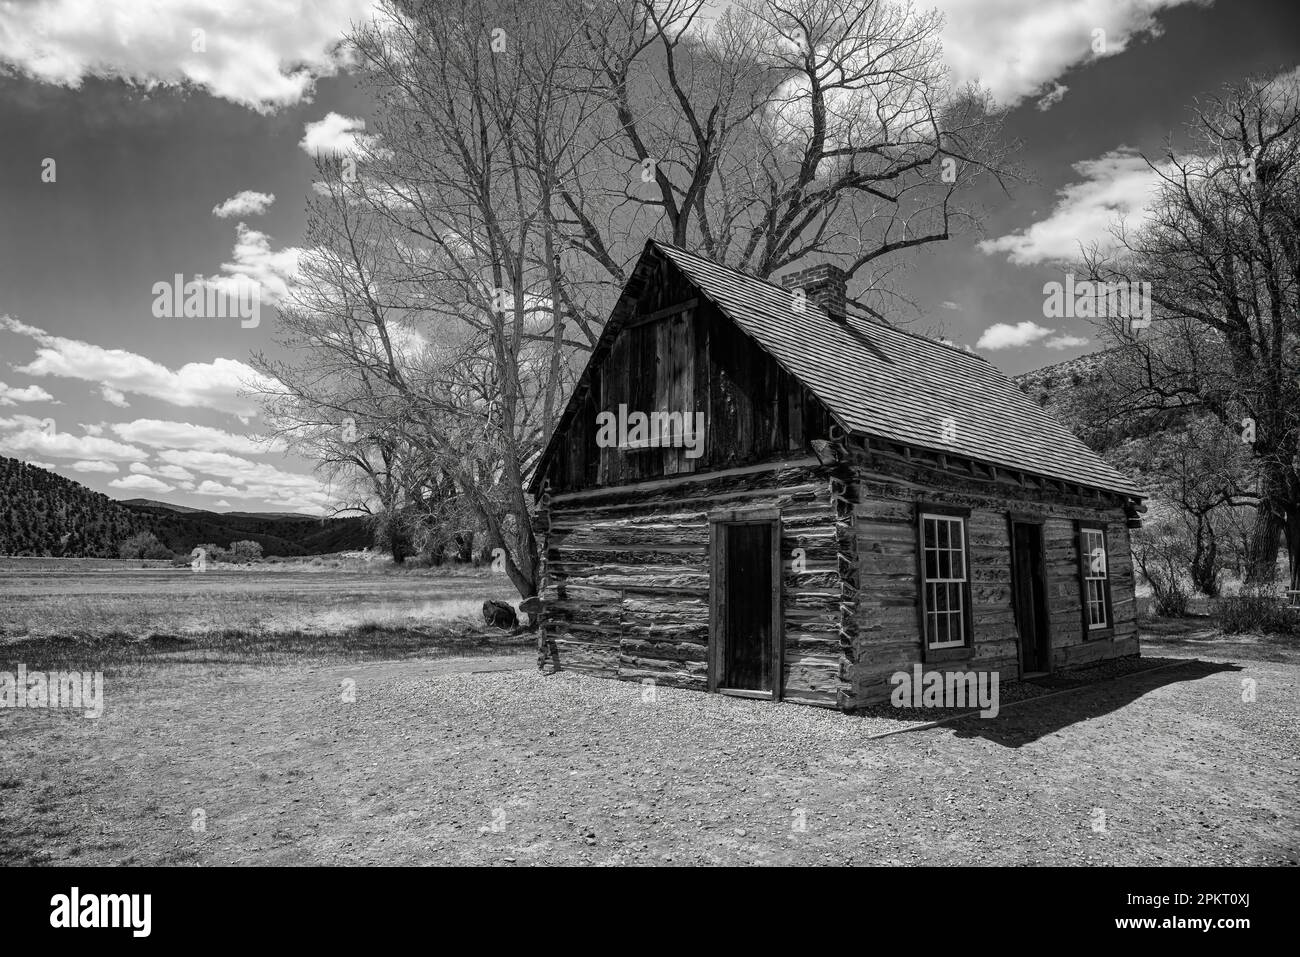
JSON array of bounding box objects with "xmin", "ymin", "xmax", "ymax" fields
[
  {"xmin": 1010, "ymin": 347, "xmax": 1181, "ymax": 454},
  {"xmin": 0, "ymin": 457, "xmax": 151, "ymax": 557},
  {"xmin": 119, "ymin": 498, "xmax": 207, "ymax": 514},
  {"xmin": 1, "ymin": 457, "xmax": 371, "ymax": 558}
]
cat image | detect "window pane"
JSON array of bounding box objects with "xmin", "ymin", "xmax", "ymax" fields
[
  {"xmin": 937, "ymin": 520, "xmax": 949, "ymax": 549},
  {"xmin": 924, "ymin": 518, "xmax": 936, "ymax": 548},
  {"xmin": 951, "ymin": 547, "xmax": 964, "ymax": 581}
]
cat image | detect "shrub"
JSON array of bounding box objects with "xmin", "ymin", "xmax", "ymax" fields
[
  {"xmin": 229, "ymin": 540, "xmax": 263, "ymax": 562},
  {"xmin": 195, "ymin": 543, "xmax": 230, "ymax": 563},
  {"xmin": 1213, "ymin": 590, "xmax": 1300, "ymax": 635},
  {"xmin": 118, "ymin": 531, "xmax": 173, "ymax": 560},
  {"xmin": 1131, "ymin": 523, "xmax": 1192, "ymax": 618},
  {"xmin": 1154, "ymin": 587, "xmax": 1190, "ymax": 618}
]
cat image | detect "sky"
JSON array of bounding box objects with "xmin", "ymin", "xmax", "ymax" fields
[{"xmin": 0, "ymin": 0, "xmax": 1296, "ymax": 513}]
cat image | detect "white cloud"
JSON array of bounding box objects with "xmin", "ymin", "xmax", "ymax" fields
[
  {"xmin": 207, "ymin": 223, "xmax": 303, "ymax": 307},
  {"xmin": 70, "ymin": 460, "xmax": 119, "ymax": 474},
  {"xmin": 156, "ymin": 465, "xmax": 197, "ymax": 482},
  {"xmin": 0, "ymin": 1, "xmax": 380, "ymax": 113},
  {"xmin": 0, "ymin": 381, "xmax": 54, "ymax": 406},
  {"xmin": 158, "ymin": 449, "xmax": 260, "ymax": 478},
  {"xmin": 25, "ymin": 461, "xmax": 56, "ymax": 470},
  {"xmin": 978, "ymin": 148, "xmax": 1164, "ymax": 265},
  {"xmin": 213, "ymin": 190, "xmax": 276, "ymax": 218},
  {"xmin": 976, "ymin": 321, "xmax": 1056, "ymax": 350},
  {"xmin": 194, "ymin": 480, "xmax": 244, "ymax": 497},
  {"xmin": 1035, "ymin": 83, "xmax": 1069, "ymax": 111},
  {"xmin": 215, "ymin": 499, "xmax": 233, "ymax": 508},
  {"xmin": 1, "ymin": 315, "xmax": 271, "ymax": 419},
  {"xmin": 934, "ymin": 0, "xmax": 1203, "ymax": 108},
  {"xmin": 158, "ymin": 447, "xmax": 332, "ymax": 509},
  {"xmin": 300, "ymin": 112, "xmax": 376, "ymax": 156},
  {"xmin": 109, "ymin": 474, "xmax": 174, "ymax": 494},
  {"xmin": 1046, "ymin": 334, "xmax": 1090, "ymax": 349},
  {"xmin": 0, "ymin": 417, "xmax": 148, "ymax": 462},
  {"xmin": 110, "ymin": 419, "xmax": 268, "ymax": 455},
  {"xmin": 101, "ymin": 385, "xmax": 130, "ymax": 407},
  {"xmin": 939, "ymin": 301, "xmax": 962, "ymax": 311}
]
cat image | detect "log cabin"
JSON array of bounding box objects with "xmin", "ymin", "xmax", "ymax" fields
[{"xmin": 529, "ymin": 239, "xmax": 1146, "ymax": 710}]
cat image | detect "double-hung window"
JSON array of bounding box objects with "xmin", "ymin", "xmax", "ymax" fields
[
  {"xmin": 920, "ymin": 512, "xmax": 970, "ymax": 650},
  {"xmin": 1080, "ymin": 525, "xmax": 1112, "ymax": 631}
]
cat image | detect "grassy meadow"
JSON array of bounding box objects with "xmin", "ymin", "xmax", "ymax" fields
[{"xmin": 0, "ymin": 555, "xmax": 529, "ymax": 670}]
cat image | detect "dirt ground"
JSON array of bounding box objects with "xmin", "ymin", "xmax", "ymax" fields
[{"xmin": 1, "ymin": 629, "xmax": 1296, "ymax": 866}]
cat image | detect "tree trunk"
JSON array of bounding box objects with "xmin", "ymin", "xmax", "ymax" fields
[
  {"xmin": 1190, "ymin": 515, "xmax": 1220, "ymax": 597},
  {"xmin": 1285, "ymin": 504, "xmax": 1300, "ymax": 592},
  {"xmin": 1246, "ymin": 483, "xmax": 1285, "ymax": 585}
]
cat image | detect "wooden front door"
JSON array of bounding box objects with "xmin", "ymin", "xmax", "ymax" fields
[
  {"xmin": 709, "ymin": 511, "xmax": 782, "ymax": 698},
  {"xmin": 1010, "ymin": 521, "xmax": 1050, "ymax": 674}
]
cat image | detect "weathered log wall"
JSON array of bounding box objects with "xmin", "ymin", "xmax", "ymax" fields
[
  {"xmin": 538, "ymin": 460, "xmax": 849, "ymax": 706},
  {"xmin": 848, "ymin": 441, "xmax": 1139, "ymax": 706}
]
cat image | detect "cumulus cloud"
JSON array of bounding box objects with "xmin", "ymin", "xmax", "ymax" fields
[
  {"xmin": 110, "ymin": 419, "xmax": 268, "ymax": 455},
  {"xmin": 109, "ymin": 474, "xmax": 174, "ymax": 494},
  {"xmin": 978, "ymin": 148, "xmax": 1164, "ymax": 265},
  {"xmin": 934, "ymin": 0, "xmax": 1203, "ymax": 108},
  {"xmin": 157, "ymin": 447, "xmax": 332, "ymax": 509},
  {"xmin": 212, "ymin": 190, "xmax": 276, "ymax": 218},
  {"xmin": 0, "ymin": 419, "xmax": 148, "ymax": 462},
  {"xmin": 0, "ymin": 0, "xmax": 380, "ymax": 113},
  {"xmin": 1036, "ymin": 83, "xmax": 1069, "ymax": 111},
  {"xmin": 70, "ymin": 460, "xmax": 119, "ymax": 474},
  {"xmin": 206, "ymin": 223, "xmax": 303, "ymax": 307},
  {"xmin": 194, "ymin": 479, "xmax": 244, "ymax": 497},
  {"xmin": 101, "ymin": 385, "xmax": 130, "ymax": 407},
  {"xmin": 975, "ymin": 321, "xmax": 1056, "ymax": 350},
  {"xmin": 0, "ymin": 381, "xmax": 54, "ymax": 405},
  {"xmin": 299, "ymin": 112, "xmax": 377, "ymax": 156},
  {"xmin": 1046, "ymin": 334, "xmax": 1091, "ymax": 349},
  {"xmin": 1, "ymin": 315, "xmax": 271, "ymax": 419},
  {"xmin": 939, "ymin": 301, "xmax": 962, "ymax": 311}
]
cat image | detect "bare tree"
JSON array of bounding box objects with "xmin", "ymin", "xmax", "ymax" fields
[
  {"xmin": 258, "ymin": 0, "xmax": 1017, "ymax": 601},
  {"xmin": 586, "ymin": 0, "xmax": 1018, "ymax": 310},
  {"xmin": 1084, "ymin": 74, "xmax": 1300, "ymax": 586}
]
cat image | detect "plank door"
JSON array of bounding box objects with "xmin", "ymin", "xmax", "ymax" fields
[
  {"xmin": 1010, "ymin": 521, "xmax": 1051, "ymax": 674},
  {"xmin": 709, "ymin": 512, "xmax": 782, "ymax": 699}
]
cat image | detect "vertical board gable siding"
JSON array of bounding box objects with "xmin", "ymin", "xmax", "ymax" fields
[{"xmin": 542, "ymin": 271, "xmax": 831, "ymax": 492}]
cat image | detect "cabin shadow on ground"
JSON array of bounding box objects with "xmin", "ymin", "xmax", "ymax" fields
[{"xmin": 904, "ymin": 657, "xmax": 1241, "ymax": 748}]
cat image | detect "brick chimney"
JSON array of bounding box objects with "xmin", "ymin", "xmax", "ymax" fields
[{"xmin": 780, "ymin": 263, "xmax": 848, "ymax": 319}]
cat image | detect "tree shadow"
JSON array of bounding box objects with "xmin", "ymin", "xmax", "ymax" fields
[{"xmin": 909, "ymin": 658, "xmax": 1242, "ymax": 748}]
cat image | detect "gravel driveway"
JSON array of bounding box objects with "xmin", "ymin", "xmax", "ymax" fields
[{"xmin": 1, "ymin": 637, "xmax": 1295, "ymax": 865}]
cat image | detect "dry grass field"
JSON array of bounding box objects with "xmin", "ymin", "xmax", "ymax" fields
[
  {"xmin": 0, "ymin": 556, "xmax": 527, "ymax": 669},
  {"xmin": 1, "ymin": 558, "xmax": 1296, "ymax": 866}
]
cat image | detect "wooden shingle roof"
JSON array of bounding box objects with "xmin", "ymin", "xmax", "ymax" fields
[
  {"xmin": 653, "ymin": 241, "xmax": 1142, "ymax": 498},
  {"xmin": 532, "ymin": 240, "xmax": 1143, "ymax": 499}
]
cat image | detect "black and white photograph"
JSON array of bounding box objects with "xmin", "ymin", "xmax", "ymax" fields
[{"xmin": 0, "ymin": 0, "xmax": 1294, "ymax": 921}]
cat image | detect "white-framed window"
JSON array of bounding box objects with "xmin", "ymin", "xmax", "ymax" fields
[
  {"xmin": 1081, "ymin": 526, "xmax": 1110, "ymax": 629},
  {"xmin": 920, "ymin": 512, "xmax": 968, "ymax": 649}
]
